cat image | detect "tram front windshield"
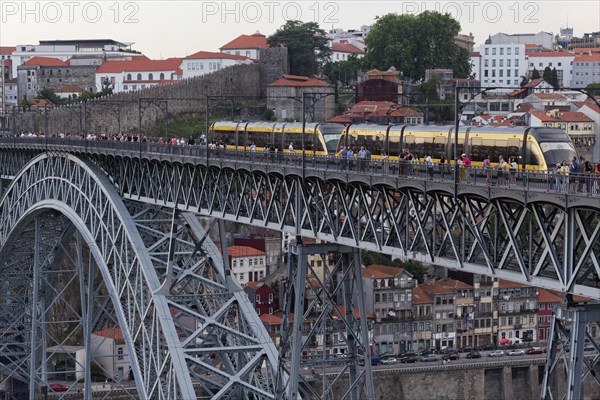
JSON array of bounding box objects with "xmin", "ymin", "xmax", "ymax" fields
[{"xmin": 539, "ymin": 142, "xmax": 577, "ymax": 169}]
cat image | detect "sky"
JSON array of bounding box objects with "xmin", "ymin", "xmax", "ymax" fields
[{"xmin": 1, "ymin": 1, "xmax": 599, "ymax": 58}]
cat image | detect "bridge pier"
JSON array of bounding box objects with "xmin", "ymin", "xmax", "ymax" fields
[
  {"xmin": 279, "ymin": 242, "xmax": 374, "ymax": 400},
  {"xmin": 541, "ymin": 303, "xmax": 600, "ymax": 400}
]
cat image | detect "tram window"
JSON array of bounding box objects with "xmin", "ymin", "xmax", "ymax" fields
[
  {"xmin": 433, "ymin": 137, "xmax": 447, "ymax": 159},
  {"xmin": 284, "ymin": 131, "xmax": 296, "ymax": 148},
  {"xmin": 526, "ymin": 142, "xmax": 541, "ymax": 166},
  {"xmin": 479, "ymin": 139, "xmax": 496, "ymax": 162},
  {"xmin": 492, "ymin": 138, "xmax": 508, "ymax": 161},
  {"xmin": 304, "ymin": 132, "xmax": 317, "ymax": 151},
  {"xmin": 416, "ymin": 136, "xmax": 433, "ymax": 157},
  {"xmin": 361, "ymin": 133, "xmax": 384, "ymax": 154},
  {"xmin": 248, "ymin": 130, "xmax": 271, "ymax": 148},
  {"xmin": 347, "ymin": 134, "xmax": 359, "ymax": 150},
  {"xmin": 388, "ymin": 134, "xmax": 400, "ymax": 157},
  {"xmin": 213, "ymin": 129, "xmax": 233, "ymax": 146},
  {"xmin": 404, "ymin": 135, "xmax": 415, "ymax": 152},
  {"xmin": 470, "ymin": 139, "xmax": 483, "ymax": 162}
]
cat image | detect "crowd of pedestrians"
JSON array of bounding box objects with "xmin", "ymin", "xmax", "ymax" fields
[{"xmin": 11, "ymin": 133, "xmax": 600, "ymax": 194}]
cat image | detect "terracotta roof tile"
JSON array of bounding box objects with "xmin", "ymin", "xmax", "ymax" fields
[
  {"xmin": 227, "ymin": 245, "xmax": 265, "ymax": 257},
  {"xmin": 437, "ymin": 278, "xmax": 473, "ymax": 290},
  {"xmin": 469, "ymin": 51, "xmax": 481, "ymax": 57},
  {"xmin": 574, "ymin": 54, "xmax": 600, "ymax": 62},
  {"xmin": 362, "ymin": 264, "xmax": 408, "ymax": 279},
  {"xmin": 412, "ymin": 286, "xmax": 433, "ymax": 304},
  {"xmin": 498, "ymin": 279, "xmax": 529, "ymax": 288},
  {"xmin": 419, "ymin": 282, "xmax": 454, "ymax": 295},
  {"xmin": 531, "ymin": 93, "xmax": 566, "ymax": 100},
  {"xmin": 93, "ymin": 327, "xmax": 124, "ymax": 340},
  {"xmin": 267, "ymin": 75, "xmax": 329, "ymax": 87},
  {"xmin": 96, "ymin": 58, "xmax": 182, "ymax": 74},
  {"xmin": 528, "ymin": 51, "xmax": 574, "ymax": 58},
  {"xmin": 221, "ymin": 32, "xmax": 268, "ymax": 50},
  {"xmin": 332, "ymin": 42, "xmax": 364, "ymax": 54},
  {"xmin": 0, "ymin": 46, "xmax": 16, "ymax": 55},
  {"xmin": 260, "ymin": 313, "xmax": 282, "ymax": 325},
  {"xmin": 529, "ymin": 110, "xmax": 593, "ymax": 123},
  {"xmin": 332, "ymin": 305, "xmax": 374, "ymax": 320},
  {"xmin": 538, "ymin": 289, "xmax": 563, "ymax": 303},
  {"xmin": 21, "ymin": 56, "xmax": 69, "ymax": 67},
  {"xmin": 185, "ymin": 51, "xmax": 251, "ymax": 61}
]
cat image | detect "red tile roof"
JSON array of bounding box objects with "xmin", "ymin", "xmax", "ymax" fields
[
  {"xmin": 498, "ymin": 279, "xmax": 529, "ymax": 288},
  {"xmin": 418, "ymin": 282, "xmax": 453, "ymax": 295},
  {"xmin": 437, "ymin": 278, "xmax": 473, "ymax": 290},
  {"xmin": 412, "ymin": 286, "xmax": 433, "ymax": 304},
  {"xmin": 96, "ymin": 58, "xmax": 182, "ymax": 73},
  {"xmin": 1, "ymin": 59, "xmax": 12, "ymax": 66},
  {"xmin": 574, "ymin": 54, "xmax": 600, "ymax": 62},
  {"xmin": 331, "ymin": 42, "xmax": 364, "ymax": 54},
  {"xmin": 528, "ymin": 51, "xmax": 575, "ymax": 58},
  {"xmin": 327, "ymin": 115, "xmax": 352, "ymax": 124},
  {"xmin": 531, "ymin": 93, "xmax": 566, "ymax": 100},
  {"xmin": 93, "ymin": 327, "xmax": 124, "ymax": 340},
  {"xmin": 56, "ymin": 84, "xmax": 86, "ymax": 93},
  {"xmin": 529, "ymin": 110, "xmax": 593, "ymax": 123},
  {"xmin": 524, "ymin": 78, "xmax": 545, "ymax": 88},
  {"xmin": 525, "ymin": 44, "xmax": 539, "ymax": 48},
  {"xmin": 573, "ymin": 48, "xmax": 600, "ymax": 54},
  {"xmin": 21, "ymin": 56, "xmax": 69, "ymax": 67},
  {"xmin": 260, "ymin": 313, "xmax": 282, "ymax": 325},
  {"xmin": 362, "ymin": 264, "xmax": 407, "ymax": 279},
  {"xmin": 227, "ymin": 245, "xmax": 265, "ymax": 257},
  {"xmin": 221, "ymin": 32, "xmax": 268, "ymax": 50},
  {"xmin": 31, "ymin": 99, "xmax": 54, "ymax": 108},
  {"xmin": 538, "ymin": 289, "xmax": 563, "ymax": 304},
  {"xmin": 0, "ymin": 46, "xmax": 16, "ymax": 55},
  {"xmin": 185, "ymin": 50, "xmax": 251, "ymax": 61},
  {"xmin": 469, "ymin": 51, "xmax": 481, "ymax": 57},
  {"xmin": 268, "ymin": 74, "xmax": 329, "ymax": 87}
]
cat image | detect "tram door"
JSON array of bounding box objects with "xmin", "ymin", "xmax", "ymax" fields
[{"xmin": 507, "ymin": 138, "xmax": 521, "ymax": 164}]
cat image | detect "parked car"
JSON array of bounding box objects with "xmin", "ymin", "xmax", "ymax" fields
[
  {"xmin": 442, "ymin": 353, "xmax": 460, "ymax": 361},
  {"xmin": 381, "ymin": 357, "xmax": 397, "ymax": 365},
  {"xmin": 370, "ymin": 356, "xmax": 381, "ymax": 366},
  {"xmin": 399, "ymin": 353, "xmax": 420, "ymax": 363},
  {"xmin": 507, "ymin": 349, "xmax": 525, "ymax": 356},
  {"xmin": 488, "ymin": 350, "xmax": 505, "ymax": 357},
  {"xmin": 466, "ymin": 351, "xmax": 481, "ymax": 359},
  {"xmin": 49, "ymin": 384, "xmax": 69, "ymax": 392},
  {"xmin": 420, "ymin": 354, "xmax": 439, "ymax": 362},
  {"xmin": 527, "ymin": 347, "xmax": 545, "ymax": 355}
]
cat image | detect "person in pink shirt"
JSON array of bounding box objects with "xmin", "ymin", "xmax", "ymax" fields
[{"xmin": 461, "ymin": 153, "xmax": 471, "ymax": 181}]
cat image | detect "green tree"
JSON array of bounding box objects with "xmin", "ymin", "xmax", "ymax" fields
[
  {"xmin": 585, "ymin": 82, "xmax": 600, "ymax": 98},
  {"xmin": 542, "ymin": 67, "xmax": 552, "ymax": 83},
  {"xmin": 322, "ymin": 54, "xmax": 363, "ymax": 86},
  {"xmin": 19, "ymin": 99, "xmax": 31, "ymax": 111},
  {"xmin": 37, "ymin": 88, "xmax": 60, "ymax": 104},
  {"xmin": 365, "ymin": 11, "xmax": 470, "ymax": 81},
  {"xmin": 268, "ymin": 20, "xmax": 331, "ymax": 76},
  {"xmin": 531, "ymin": 68, "xmax": 540, "ymax": 80},
  {"xmin": 551, "ymin": 68, "xmax": 559, "ymax": 90}
]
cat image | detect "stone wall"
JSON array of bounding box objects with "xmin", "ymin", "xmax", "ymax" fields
[
  {"xmin": 14, "ymin": 63, "xmax": 262, "ymax": 136},
  {"xmin": 259, "ymin": 47, "xmax": 289, "ymax": 93},
  {"xmin": 325, "ymin": 360, "xmax": 600, "ymax": 400}
]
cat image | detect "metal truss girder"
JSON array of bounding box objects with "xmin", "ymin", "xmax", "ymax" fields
[
  {"xmin": 542, "ymin": 305, "xmax": 600, "ymax": 400},
  {"xmin": 0, "ymin": 153, "xmax": 195, "ymax": 399}
]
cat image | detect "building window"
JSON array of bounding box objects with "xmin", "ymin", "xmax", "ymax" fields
[
  {"xmin": 500, "ymin": 48, "xmax": 504, "ymax": 55},
  {"xmin": 148, "ymin": 73, "xmax": 153, "ymax": 80},
  {"xmin": 515, "ymin": 47, "xmax": 520, "ymax": 55},
  {"xmin": 137, "ymin": 73, "xmax": 142, "ymax": 80},
  {"xmin": 256, "ymin": 294, "xmax": 261, "ymax": 302},
  {"xmin": 492, "ymin": 48, "xmax": 496, "ymax": 55},
  {"xmin": 269, "ymin": 293, "xmax": 273, "ymax": 302},
  {"xmin": 127, "ymin": 73, "xmax": 132, "ymax": 80},
  {"xmin": 507, "ymin": 47, "xmax": 512, "ymax": 55},
  {"xmin": 117, "ymin": 347, "xmax": 124, "ymax": 360},
  {"xmin": 123, "ymin": 85, "xmax": 128, "ymax": 90}
]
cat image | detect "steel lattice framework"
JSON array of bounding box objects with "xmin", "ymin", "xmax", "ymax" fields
[{"xmin": 0, "ymin": 153, "xmax": 280, "ymax": 399}]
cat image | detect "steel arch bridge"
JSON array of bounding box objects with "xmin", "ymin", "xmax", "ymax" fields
[
  {"xmin": 1, "ymin": 138, "xmax": 600, "ymax": 399},
  {"xmin": 0, "ymin": 152, "xmax": 281, "ymax": 399}
]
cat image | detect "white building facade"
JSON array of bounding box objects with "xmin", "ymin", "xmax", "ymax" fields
[
  {"xmin": 477, "ymin": 43, "xmax": 527, "ymax": 87},
  {"xmin": 527, "ymin": 52, "xmax": 575, "ymax": 87},
  {"xmin": 95, "ymin": 58, "xmax": 182, "ymax": 93},
  {"xmin": 489, "ymin": 32, "xmax": 554, "ymax": 50},
  {"xmin": 181, "ymin": 51, "xmax": 253, "ymax": 79},
  {"xmin": 228, "ymin": 246, "xmax": 267, "ymax": 286},
  {"xmin": 220, "ymin": 32, "xmax": 268, "ymax": 60},
  {"xmin": 10, "ymin": 39, "xmax": 137, "ymax": 78},
  {"xmin": 91, "ymin": 328, "xmax": 132, "ymax": 382},
  {"xmin": 571, "ymin": 54, "xmax": 600, "ymax": 88}
]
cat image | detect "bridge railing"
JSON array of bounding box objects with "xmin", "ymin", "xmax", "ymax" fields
[{"xmin": 2, "ymin": 137, "xmax": 600, "ymax": 197}]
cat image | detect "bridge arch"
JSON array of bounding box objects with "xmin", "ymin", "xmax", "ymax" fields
[{"xmin": 0, "ymin": 153, "xmax": 195, "ymax": 399}]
